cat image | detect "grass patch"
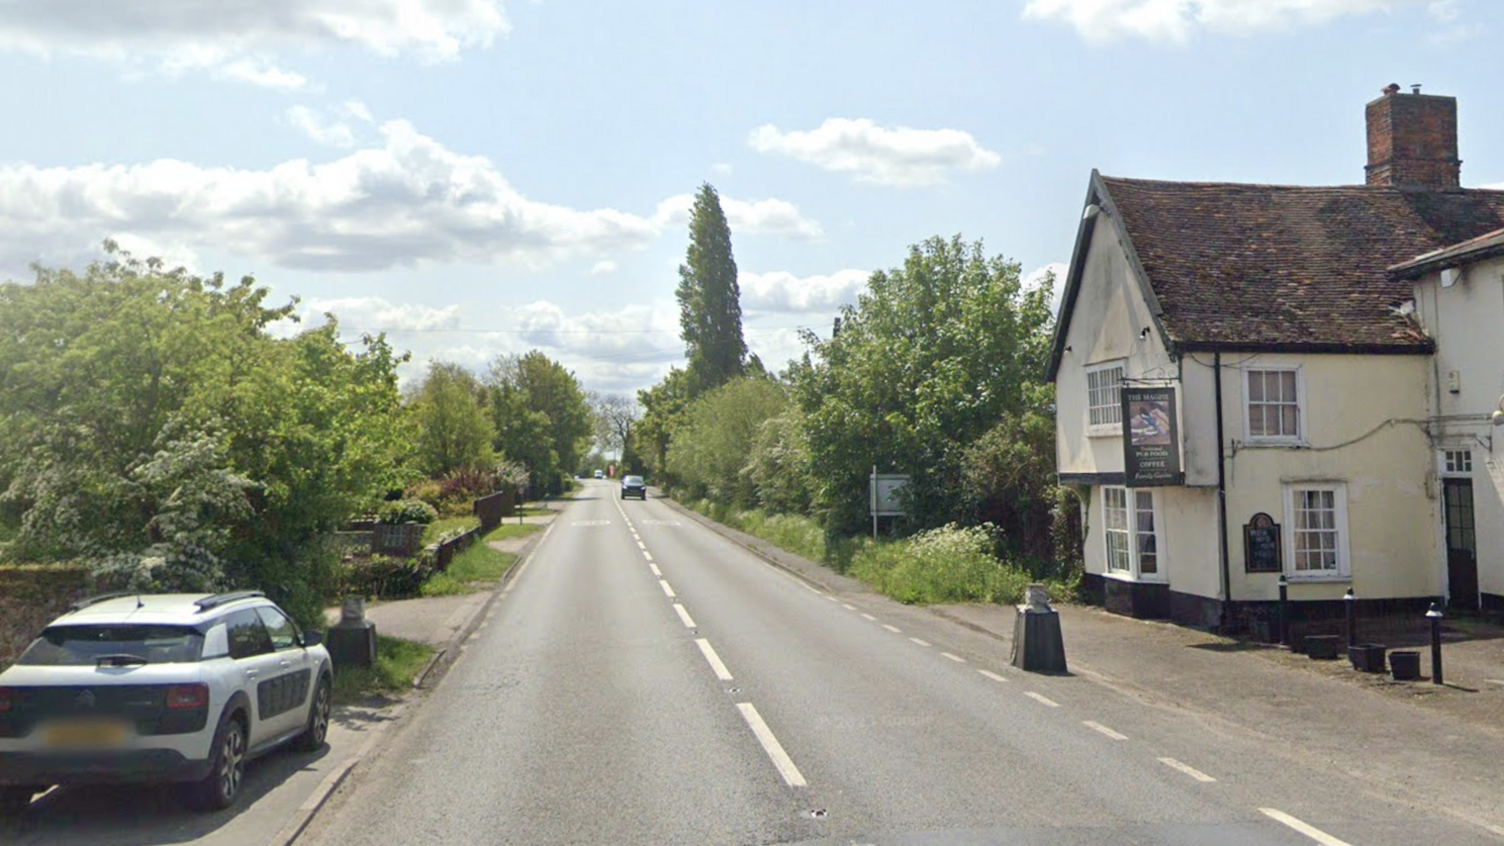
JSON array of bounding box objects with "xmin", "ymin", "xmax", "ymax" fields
[
  {"xmin": 331, "ymin": 635, "xmax": 433, "ymax": 704},
  {"xmin": 423, "ymin": 515, "xmax": 479, "ymax": 545},
  {"xmin": 483, "ymin": 523, "xmax": 542, "ymax": 542},
  {"xmin": 420, "ymin": 537, "xmax": 518, "ymax": 596}
]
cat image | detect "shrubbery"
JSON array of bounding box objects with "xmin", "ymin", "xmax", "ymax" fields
[{"xmin": 378, "ymin": 499, "xmax": 438, "ymax": 525}]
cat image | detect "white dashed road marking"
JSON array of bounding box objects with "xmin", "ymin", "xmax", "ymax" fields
[
  {"xmin": 649, "ymin": 563, "xmax": 662, "ymax": 576},
  {"xmin": 841, "ymin": 604, "xmax": 856, "ymax": 611},
  {"xmin": 883, "ymin": 625, "xmax": 902, "ymax": 634},
  {"xmin": 1024, "ymin": 692, "xmax": 1059, "ymax": 708},
  {"xmin": 737, "ymin": 703, "xmax": 807, "ymax": 788},
  {"xmin": 1158, "ymin": 758, "xmax": 1216, "ymax": 783},
  {"xmin": 978, "ymin": 670, "xmax": 1007, "ymax": 683},
  {"xmin": 908, "ymin": 637, "xmax": 931, "ymax": 647},
  {"xmin": 673, "ymin": 603, "xmax": 697, "ymax": 629},
  {"xmin": 1083, "ymin": 721, "xmax": 1127, "ymax": 740},
  {"xmin": 861, "ymin": 613, "xmax": 877, "ymax": 621},
  {"xmin": 696, "ymin": 639, "xmax": 734, "ymax": 681},
  {"xmin": 941, "ymin": 652, "xmax": 965, "ymax": 663},
  {"xmin": 1259, "ymin": 809, "xmax": 1353, "ymax": 846},
  {"xmin": 659, "ymin": 580, "xmax": 676, "ymax": 598}
]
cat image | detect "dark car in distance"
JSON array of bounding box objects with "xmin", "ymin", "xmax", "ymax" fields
[{"xmin": 620, "ymin": 475, "xmax": 647, "ymax": 500}]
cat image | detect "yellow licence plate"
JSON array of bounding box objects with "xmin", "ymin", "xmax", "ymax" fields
[{"xmin": 41, "ymin": 720, "xmax": 131, "ymax": 749}]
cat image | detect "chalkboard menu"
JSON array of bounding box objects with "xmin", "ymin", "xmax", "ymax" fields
[{"xmin": 1243, "ymin": 512, "xmax": 1282, "ymax": 573}]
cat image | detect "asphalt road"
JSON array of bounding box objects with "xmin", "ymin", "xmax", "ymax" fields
[{"xmin": 292, "ymin": 481, "xmax": 1502, "ymax": 846}]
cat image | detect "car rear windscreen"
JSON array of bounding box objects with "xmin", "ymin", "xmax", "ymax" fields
[{"xmin": 19, "ymin": 625, "xmax": 205, "ymax": 666}]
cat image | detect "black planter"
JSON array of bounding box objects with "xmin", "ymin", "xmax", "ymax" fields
[
  {"xmin": 1348, "ymin": 643, "xmax": 1387, "ymax": 673},
  {"xmin": 1390, "ymin": 650, "xmax": 1421, "ymax": 681},
  {"xmin": 1304, "ymin": 634, "xmax": 1342, "ymax": 660}
]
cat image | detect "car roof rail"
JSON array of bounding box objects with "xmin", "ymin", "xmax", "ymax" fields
[
  {"xmin": 69, "ymin": 591, "xmax": 140, "ymax": 611},
  {"xmin": 193, "ymin": 590, "xmax": 266, "ymax": 612}
]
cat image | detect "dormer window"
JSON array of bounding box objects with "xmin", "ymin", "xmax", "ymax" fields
[{"xmin": 1086, "ymin": 360, "xmax": 1125, "ymax": 436}]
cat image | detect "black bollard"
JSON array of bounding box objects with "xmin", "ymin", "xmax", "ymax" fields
[
  {"xmin": 1277, "ymin": 575, "xmax": 1289, "ymax": 647},
  {"xmin": 1427, "ymin": 602, "xmax": 1444, "ymax": 685},
  {"xmin": 1344, "ymin": 588, "xmax": 1356, "ymax": 648}
]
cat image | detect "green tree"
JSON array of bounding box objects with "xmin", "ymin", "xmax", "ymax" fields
[
  {"xmin": 409, "ymin": 361, "xmax": 495, "ymax": 477},
  {"xmin": 744, "ymin": 407, "xmax": 813, "ymax": 515},
  {"xmin": 667, "ymin": 375, "xmax": 789, "ymax": 506},
  {"xmin": 633, "ymin": 367, "xmax": 693, "ymax": 483},
  {"xmin": 789, "ymin": 235, "xmax": 1056, "ymax": 535},
  {"xmin": 676, "ymin": 183, "xmax": 746, "ymax": 396},
  {"xmin": 0, "ymin": 246, "xmax": 410, "ymax": 622},
  {"xmin": 486, "ymin": 351, "xmax": 591, "ymax": 495},
  {"xmin": 589, "ymin": 392, "xmax": 642, "ymax": 474}
]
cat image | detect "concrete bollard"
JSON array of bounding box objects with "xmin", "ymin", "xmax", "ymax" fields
[{"xmin": 327, "ymin": 596, "xmax": 377, "ymax": 668}]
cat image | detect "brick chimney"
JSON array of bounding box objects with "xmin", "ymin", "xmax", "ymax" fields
[{"xmin": 1365, "ymin": 83, "xmax": 1461, "ymax": 189}]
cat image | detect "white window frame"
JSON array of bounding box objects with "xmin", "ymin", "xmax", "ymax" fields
[
  {"xmin": 1101, "ymin": 486, "xmax": 1166, "ymax": 582},
  {"xmin": 1086, "ymin": 360, "xmax": 1126, "ymax": 437},
  {"xmin": 1282, "ymin": 482, "xmax": 1349, "ymax": 581},
  {"xmin": 1440, "ymin": 448, "xmax": 1473, "ymax": 477},
  {"xmin": 1243, "ymin": 367, "xmax": 1305, "ymax": 445}
]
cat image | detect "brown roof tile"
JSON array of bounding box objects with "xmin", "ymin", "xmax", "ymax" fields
[{"xmin": 1098, "ymin": 176, "xmax": 1504, "ymax": 351}]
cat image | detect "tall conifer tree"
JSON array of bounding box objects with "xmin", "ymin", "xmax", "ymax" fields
[{"xmin": 676, "ymin": 183, "xmax": 746, "ymax": 396}]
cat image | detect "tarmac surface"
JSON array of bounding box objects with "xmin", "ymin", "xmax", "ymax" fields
[{"xmin": 289, "ymin": 492, "xmax": 1504, "ymax": 841}]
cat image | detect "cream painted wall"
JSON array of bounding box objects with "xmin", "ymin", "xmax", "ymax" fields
[
  {"xmin": 1415, "ymin": 257, "xmax": 1504, "ymax": 601},
  {"xmin": 1220, "ymin": 353, "xmax": 1436, "ymax": 602}
]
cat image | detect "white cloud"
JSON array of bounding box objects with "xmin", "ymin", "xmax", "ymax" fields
[
  {"xmin": 284, "ymin": 106, "xmax": 359, "ymax": 148},
  {"xmin": 1021, "ymin": 0, "xmax": 1422, "ymax": 43},
  {"xmin": 711, "ymin": 163, "xmax": 734, "ymax": 175},
  {"xmin": 1024, "ymin": 262, "xmax": 1068, "ymax": 316},
  {"xmin": 218, "ymin": 58, "xmax": 310, "ymax": 91},
  {"xmin": 653, "ymin": 194, "xmax": 824, "ymax": 240},
  {"xmin": 591, "ymin": 260, "xmax": 618, "ymax": 275},
  {"xmin": 0, "ymin": 0, "xmax": 509, "ymax": 87},
  {"xmin": 749, "ymin": 118, "xmax": 1001, "ymax": 187},
  {"xmin": 740, "ymin": 269, "xmax": 868, "ymax": 314},
  {"xmin": 302, "ymin": 297, "xmax": 463, "ymax": 333},
  {"xmin": 0, "ymin": 120, "xmax": 661, "ymax": 276}
]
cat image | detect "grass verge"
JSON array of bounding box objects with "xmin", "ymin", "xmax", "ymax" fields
[
  {"xmin": 420, "ymin": 524, "xmax": 531, "ymax": 596},
  {"xmin": 331, "ymin": 635, "xmax": 433, "ymax": 704}
]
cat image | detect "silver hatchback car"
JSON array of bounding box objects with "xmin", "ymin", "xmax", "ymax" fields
[{"xmin": 0, "ymin": 591, "xmax": 333, "ymax": 817}]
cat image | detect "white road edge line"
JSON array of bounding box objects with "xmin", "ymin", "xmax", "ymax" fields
[
  {"xmin": 1083, "ymin": 721, "xmax": 1127, "ymax": 740},
  {"xmin": 978, "ymin": 669, "xmax": 1007, "ymax": 683},
  {"xmin": 696, "ymin": 638, "xmax": 734, "ymax": 681},
  {"xmin": 1259, "ymin": 808, "xmax": 1353, "ymax": 846},
  {"xmin": 841, "ymin": 604, "xmax": 856, "ymax": 611},
  {"xmin": 861, "ymin": 613, "xmax": 877, "ymax": 621},
  {"xmin": 659, "ymin": 579, "xmax": 676, "ymax": 598},
  {"xmin": 1158, "ymin": 757, "xmax": 1216, "ymax": 783},
  {"xmin": 1024, "ymin": 692, "xmax": 1059, "ymax": 708},
  {"xmin": 737, "ymin": 703, "xmax": 807, "ymax": 788},
  {"xmin": 883, "ymin": 624, "xmax": 902, "ymax": 633},
  {"xmin": 673, "ymin": 603, "xmax": 697, "ymax": 629},
  {"xmin": 649, "ymin": 563, "xmax": 662, "ymax": 576},
  {"xmin": 909, "ymin": 637, "xmax": 931, "ymax": 647},
  {"xmin": 941, "ymin": 652, "xmax": 965, "ymax": 663}
]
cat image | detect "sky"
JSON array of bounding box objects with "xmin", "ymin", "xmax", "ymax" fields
[{"xmin": 1, "ymin": 0, "xmax": 1501, "ymax": 398}]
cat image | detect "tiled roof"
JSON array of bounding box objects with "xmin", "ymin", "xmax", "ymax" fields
[
  {"xmin": 1098, "ymin": 175, "xmax": 1504, "ymax": 351},
  {"xmin": 1388, "ymin": 226, "xmax": 1504, "ymax": 279}
]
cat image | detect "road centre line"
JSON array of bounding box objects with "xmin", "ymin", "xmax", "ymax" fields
[
  {"xmin": 1158, "ymin": 757, "xmax": 1216, "ymax": 783},
  {"xmin": 696, "ymin": 639, "xmax": 734, "ymax": 681},
  {"xmin": 1024, "ymin": 692, "xmax": 1060, "ymax": 708},
  {"xmin": 673, "ymin": 603, "xmax": 697, "ymax": 629},
  {"xmin": 637, "ymin": 540, "xmax": 647, "ymax": 551},
  {"xmin": 659, "ymin": 580, "xmax": 676, "ymax": 598},
  {"xmin": 940, "ymin": 652, "xmax": 965, "ymax": 663},
  {"xmin": 883, "ymin": 624, "xmax": 902, "ymax": 633},
  {"xmin": 737, "ymin": 703, "xmax": 807, "ymax": 788},
  {"xmin": 1083, "ymin": 721, "xmax": 1127, "ymax": 740},
  {"xmin": 978, "ymin": 669, "xmax": 1008, "ymax": 683},
  {"xmin": 642, "ymin": 550, "xmax": 654, "ymax": 562},
  {"xmin": 908, "ymin": 637, "xmax": 931, "ymax": 647},
  {"xmin": 1258, "ymin": 809, "xmax": 1353, "ymax": 846},
  {"xmin": 649, "ymin": 563, "xmax": 662, "ymax": 576}
]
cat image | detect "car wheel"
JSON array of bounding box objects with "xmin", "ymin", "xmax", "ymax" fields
[
  {"xmin": 0, "ymin": 786, "xmax": 36, "ymax": 820},
  {"xmin": 187, "ymin": 713, "xmax": 247, "ymax": 811},
  {"xmin": 292, "ymin": 675, "xmax": 332, "ymax": 752}
]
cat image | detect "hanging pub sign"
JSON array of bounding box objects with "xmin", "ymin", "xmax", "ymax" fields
[{"xmin": 1121, "ymin": 385, "xmax": 1184, "ymax": 487}]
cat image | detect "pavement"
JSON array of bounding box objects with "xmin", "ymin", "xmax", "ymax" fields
[{"xmin": 276, "ymin": 493, "xmax": 1504, "ymax": 842}]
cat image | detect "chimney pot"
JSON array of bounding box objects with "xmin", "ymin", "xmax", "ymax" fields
[{"xmin": 1411, "ymin": 84, "xmax": 1422, "ymax": 94}]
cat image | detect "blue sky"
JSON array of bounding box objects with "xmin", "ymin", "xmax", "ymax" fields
[{"xmin": 1, "ymin": 0, "xmax": 1500, "ymax": 397}]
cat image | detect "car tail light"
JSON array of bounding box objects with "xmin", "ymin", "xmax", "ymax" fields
[
  {"xmin": 165, "ymin": 684, "xmax": 208, "ymax": 710},
  {"xmin": 0, "ymin": 687, "xmax": 13, "ymax": 712}
]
